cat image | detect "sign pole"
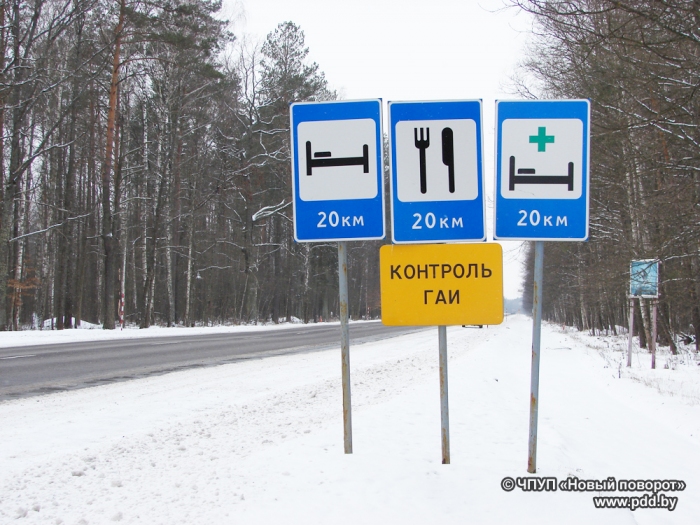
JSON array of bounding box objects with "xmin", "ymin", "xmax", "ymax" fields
[
  {"xmin": 338, "ymin": 241, "xmax": 352, "ymax": 454},
  {"xmin": 651, "ymin": 299, "xmax": 658, "ymax": 369},
  {"xmin": 291, "ymin": 100, "xmax": 384, "ymax": 454},
  {"xmin": 629, "ymin": 259, "xmax": 660, "ymax": 370},
  {"xmin": 627, "ymin": 297, "xmax": 635, "ymax": 367},
  {"xmin": 438, "ymin": 325, "xmax": 450, "ymax": 464},
  {"xmin": 492, "ymin": 100, "xmax": 589, "ymax": 474},
  {"xmin": 528, "ymin": 240, "xmax": 544, "ymax": 473}
]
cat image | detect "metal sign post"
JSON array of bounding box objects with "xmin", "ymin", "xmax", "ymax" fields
[
  {"xmin": 527, "ymin": 241, "xmax": 544, "ymax": 473},
  {"xmin": 494, "ymin": 99, "xmax": 591, "ymax": 473},
  {"xmin": 338, "ymin": 241, "xmax": 352, "ymax": 454},
  {"xmin": 438, "ymin": 325, "xmax": 450, "ymax": 464},
  {"xmin": 380, "ymin": 243, "xmax": 503, "ymax": 463},
  {"xmin": 651, "ymin": 299, "xmax": 658, "ymax": 370},
  {"xmin": 627, "ymin": 297, "xmax": 635, "ymax": 367},
  {"xmin": 290, "ymin": 100, "xmax": 385, "ymax": 454},
  {"xmin": 386, "ymin": 101, "xmax": 489, "ymax": 464},
  {"xmin": 629, "ymin": 260, "xmax": 660, "ymax": 370}
]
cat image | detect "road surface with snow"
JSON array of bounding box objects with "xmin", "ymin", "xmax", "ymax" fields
[{"xmin": 0, "ymin": 321, "xmax": 423, "ymax": 400}]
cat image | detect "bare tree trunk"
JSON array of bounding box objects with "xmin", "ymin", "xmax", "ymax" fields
[
  {"xmin": 184, "ymin": 212, "xmax": 195, "ymax": 326},
  {"xmin": 131, "ymin": 236, "xmax": 138, "ymax": 315},
  {"xmin": 690, "ymin": 255, "xmax": 700, "ymax": 352},
  {"xmin": 61, "ymin": 15, "xmax": 85, "ymax": 329},
  {"xmin": 165, "ymin": 207, "xmax": 174, "ymax": 327},
  {"xmin": 101, "ymin": 0, "xmax": 125, "ymax": 330},
  {"xmin": 639, "ymin": 297, "xmax": 653, "ymax": 353},
  {"xmin": 11, "ymin": 205, "xmax": 22, "ymax": 331},
  {"xmin": 121, "ymin": 206, "xmax": 128, "ymax": 327},
  {"xmin": 0, "ymin": 2, "xmax": 5, "ymax": 328},
  {"xmin": 141, "ymin": 240, "xmax": 155, "ymax": 329},
  {"xmin": 168, "ymin": 85, "xmax": 181, "ymax": 325},
  {"xmin": 54, "ymin": 119, "xmax": 66, "ymax": 330},
  {"xmin": 140, "ymin": 122, "xmax": 168, "ymax": 329},
  {"xmin": 0, "ymin": 0, "xmax": 35, "ymax": 330},
  {"xmin": 658, "ymin": 303, "xmax": 677, "ymax": 355},
  {"xmin": 272, "ymin": 216, "xmax": 281, "ymax": 323}
]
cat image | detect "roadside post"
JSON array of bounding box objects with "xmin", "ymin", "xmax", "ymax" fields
[
  {"xmin": 380, "ymin": 243, "xmax": 504, "ymax": 463},
  {"xmin": 628, "ymin": 260, "xmax": 660, "ymax": 369},
  {"xmin": 384, "ymin": 100, "xmax": 501, "ymax": 464},
  {"xmin": 627, "ymin": 297, "xmax": 635, "ymax": 367},
  {"xmin": 290, "ymin": 99, "xmax": 385, "ymax": 454},
  {"xmin": 494, "ymin": 99, "xmax": 591, "ymax": 473}
]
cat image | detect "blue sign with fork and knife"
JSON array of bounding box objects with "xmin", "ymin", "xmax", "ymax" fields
[
  {"xmin": 494, "ymin": 99, "xmax": 590, "ymax": 241},
  {"xmin": 388, "ymin": 100, "xmax": 486, "ymax": 243}
]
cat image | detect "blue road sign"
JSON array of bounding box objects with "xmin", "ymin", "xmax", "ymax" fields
[
  {"xmin": 630, "ymin": 259, "xmax": 659, "ymax": 297},
  {"xmin": 388, "ymin": 100, "xmax": 485, "ymax": 243},
  {"xmin": 290, "ymin": 100, "xmax": 385, "ymax": 242},
  {"xmin": 494, "ymin": 100, "xmax": 590, "ymax": 241}
]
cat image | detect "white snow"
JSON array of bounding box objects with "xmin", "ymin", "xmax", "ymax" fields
[
  {"xmin": 0, "ymin": 314, "xmax": 698, "ymax": 524},
  {"xmin": 0, "ymin": 318, "xmax": 341, "ymax": 349}
]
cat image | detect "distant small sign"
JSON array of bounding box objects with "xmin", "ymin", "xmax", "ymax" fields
[{"xmin": 630, "ymin": 260, "xmax": 659, "ymax": 297}]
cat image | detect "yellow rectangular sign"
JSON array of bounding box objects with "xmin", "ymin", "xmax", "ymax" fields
[{"xmin": 380, "ymin": 243, "xmax": 504, "ymax": 326}]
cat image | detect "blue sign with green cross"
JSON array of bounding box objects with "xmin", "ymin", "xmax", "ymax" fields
[{"xmin": 494, "ymin": 99, "xmax": 590, "ymax": 241}]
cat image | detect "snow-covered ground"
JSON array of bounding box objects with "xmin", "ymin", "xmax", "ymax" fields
[
  {"xmin": 1, "ymin": 314, "xmax": 698, "ymax": 524},
  {"xmin": 0, "ymin": 318, "xmax": 324, "ymax": 349}
]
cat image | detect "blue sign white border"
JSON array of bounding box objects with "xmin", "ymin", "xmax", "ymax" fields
[
  {"xmin": 388, "ymin": 99, "xmax": 486, "ymax": 244},
  {"xmin": 493, "ymin": 99, "xmax": 591, "ymax": 242},
  {"xmin": 290, "ymin": 99, "xmax": 385, "ymax": 243},
  {"xmin": 629, "ymin": 259, "xmax": 660, "ymax": 298}
]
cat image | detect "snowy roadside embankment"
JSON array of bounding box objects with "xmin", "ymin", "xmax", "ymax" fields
[
  {"xmin": 0, "ymin": 315, "xmax": 698, "ymax": 524},
  {"xmin": 0, "ymin": 318, "xmax": 333, "ymax": 349},
  {"xmin": 564, "ymin": 325, "xmax": 700, "ymax": 405}
]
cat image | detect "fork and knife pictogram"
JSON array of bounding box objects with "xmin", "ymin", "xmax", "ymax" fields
[{"xmin": 414, "ymin": 127, "xmax": 455, "ymax": 194}]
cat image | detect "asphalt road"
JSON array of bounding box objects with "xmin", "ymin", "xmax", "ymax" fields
[{"xmin": 0, "ymin": 322, "xmax": 427, "ymax": 401}]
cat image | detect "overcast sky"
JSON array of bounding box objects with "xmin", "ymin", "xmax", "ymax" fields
[{"xmin": 223, "ymin": 1, "xmax": 535, "ymax": 299}]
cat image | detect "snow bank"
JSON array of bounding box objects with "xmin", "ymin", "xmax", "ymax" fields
[
  {"xmin": 563, "ymin": 325, "xmax": 700, "ymax": 405},
  {"xmin": 0, "ymin": 319, "xmax": 359, "ymax": 349}
]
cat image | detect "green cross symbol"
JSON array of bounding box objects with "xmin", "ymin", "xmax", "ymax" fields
[{"xmin": 529, "ymin": 127, "xmax": 555, "ymax": 152}]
